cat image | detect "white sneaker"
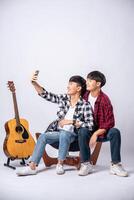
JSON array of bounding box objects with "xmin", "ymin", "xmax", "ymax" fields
[
  {"xmin": 56, "ymin": 164, "xmax": 65, "ymax": 175},
  {"xmin": 110, "ymin": 163, "xmax": 128, "ymax": 177},
  {"xmin": 78, "ymin": 162, "xmax": 93, "ymax": 176},
  {"xmin": 16, "ymin": 166, "xmax": 37, "ymax": 176}
]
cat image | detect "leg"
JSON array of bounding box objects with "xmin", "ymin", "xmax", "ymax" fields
[
  {"xmin": 56, "ymin": 130, "xmax": 77, "ymax": 175},
  {"xmin": 58, "ymin": 130, "xmax": 77, "ymax": 161},
  {"xmin": 16, "ymin": 131, "xmax": 61, "ymax": 176},
  {"xmin": 77, "ymin": 127, "xmax": 93, "ymax": 176},
  {"xmin": 30, "ymin": 131, "xmax": 60, "ymax": 166},
  {"xmin": 78, "ymin": 127, "xmax": 91, "ymax": 163},
  {"xmin": 36, "ymin": 133, "xmax": 79, "ymax": 168},
  {"xmin": 98, "ymin": 128, "xmax": 121, "ymax": 163},
  {"xmin": 97, "ymin": 128, "xmax": 127, "ymax": 177}
]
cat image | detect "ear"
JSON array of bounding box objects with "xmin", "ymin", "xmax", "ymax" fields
[
  {"xmin": 77, "ymin": 85, "xmax": 82, "ymax": 93},
  {"xmin": 97, "ymin": 82, "xmax": 101, "ymax": 87}
]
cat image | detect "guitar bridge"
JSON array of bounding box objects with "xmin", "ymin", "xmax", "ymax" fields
[{"xmin": 15, "ymin": 139, "xmax": 26, "ymax": 143}]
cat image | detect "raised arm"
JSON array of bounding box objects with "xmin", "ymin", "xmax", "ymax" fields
[{"xmin": 31, "ymin": 71, "xmax": 65, "ymax": 104}]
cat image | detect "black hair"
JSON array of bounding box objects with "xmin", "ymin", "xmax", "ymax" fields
[
  {"xmin": 69, "ymin": 75, "xmax": 86, "ymax": 97},
  {"xmin": 87, "ymin": 71, "xmax": 106, "ymax": 87}
]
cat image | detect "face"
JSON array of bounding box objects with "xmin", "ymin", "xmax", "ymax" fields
[
  {"xmin": 86, "ymin": 78, "xmax": 101, "ymax": 91},
  {"xmin": 67, "ymin": 82, "xmax": 81, "ymax": 95}
]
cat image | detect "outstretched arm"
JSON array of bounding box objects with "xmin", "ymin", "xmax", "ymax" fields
[{"xmin": 31, "ymin": 71, "xmax": 65, "ymax": 104}]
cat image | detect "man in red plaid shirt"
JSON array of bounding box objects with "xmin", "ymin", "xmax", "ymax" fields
[{"xmin": 78, "ymin": 71, "xmax": 128, "ymax": 177}]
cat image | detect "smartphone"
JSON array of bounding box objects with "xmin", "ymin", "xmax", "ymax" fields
[{"xmin": 35, "ymin": 70, "xmax": 39, "ymax": 76}]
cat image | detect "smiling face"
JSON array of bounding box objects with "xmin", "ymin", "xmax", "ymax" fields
[
  {"xmin": 67, "ymin": 81, "xmax": 81, "ymax": 96},
  {"xmin": 86, "ymin": 78, "xmax": 101, "ymax": 92}
]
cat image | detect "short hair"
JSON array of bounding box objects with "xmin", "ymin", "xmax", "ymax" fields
[
  {"xmin": 69, "ymin": 75, "xmax": 86, "ymax": 97},
  {"xmin": 87, "ymin": 71, "xmax": 106, "ymax": 87}
]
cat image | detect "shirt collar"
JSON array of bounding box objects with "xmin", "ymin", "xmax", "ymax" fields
[
  {"xmin": 67, "ymin": 95, "xmax": 84, "ymax": 106},
  {"xmin": 84, "ymin": 90, "xmax": 103, "ymax": 103}
]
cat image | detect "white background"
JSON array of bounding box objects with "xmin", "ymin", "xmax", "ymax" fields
[
  {"xmin": 0, "ymin": 0, "xmax": 134, "ymax": 161},
  {"xmin": 0, "ymin": 1, "xmax": 134, "ymax": 200}
]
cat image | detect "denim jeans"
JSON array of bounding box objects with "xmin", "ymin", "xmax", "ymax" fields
[
  {"xmin": 30, "ymin": 130, "xmax": 77, "ymax": 165},
  {"xmin": 97, "ymin": 128, "xmax": 121, "ymax": 163},
  {"xmin": 78, "ymin": 127, "xmax": 121, "ymax": 164}
]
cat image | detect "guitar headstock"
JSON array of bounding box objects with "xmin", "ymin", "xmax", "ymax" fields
[{"xmin": 7, "ymin": 81, "xmax": 16, "ymax": 93}]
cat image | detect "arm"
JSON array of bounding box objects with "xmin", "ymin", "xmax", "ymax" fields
[
  {"xmin": 90, "ymin": 102, "xmax": 115, "ymax": 148},
  {"xmin": 58, "ymin": 119, "xmax": 74, "ymax": 128},
  {"xmin": 97, "ymin": 103, "xmax": 115, "ymax": 130},
  {"xmin": 39, "ymin": 89, "xmax": 66, "ymax": 104},
  {"xmin": 92, "ymin": 129, "xmax": 106, "ymax": 137},
  {"xmin": 31, "ymin": 81, "xmax": 44, "ymax": 94},
  {"xmin": 81, "ymin": 103, "xmax": 94, "ymax": 130},
  {"xmin": 74, "ymin": 103, "xmax": 94, "ymax": 131},
  {"xmin": 89, "ymin": 129, "xmax": 106, "ymax": 148},
  {"xmin": 31, "ymin": 72, "xmax": 65, "ymax": 104}
]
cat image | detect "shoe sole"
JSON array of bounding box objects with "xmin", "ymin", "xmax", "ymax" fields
[
  {"xmin": 16, "ymin": 172, "xmax": 37, "ymax": 176},
  {"xmin": 78, "ymin": 171, "xmax": 92, "ymax": 176},
  {"xmin": 56, "ymin": 172, "xmax": 65, "ymax": 175},
  {"xmin": 110, "ymin": 171, "xmax": 128, "ymax": 177}
]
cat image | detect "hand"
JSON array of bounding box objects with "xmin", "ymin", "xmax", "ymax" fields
[
  {"xmin": 89, "ymin": 133, "xmax": 98, "ymax": 149},
  {"xmin": 31, "ymin": 70, "xmax": 39, "ymax": 84},
  {"xmin": 31, "ymin": 70, "xmax": 44, "ymax": 94},
  {"xmin": 58, "ymin": 119, "xmax": 71, "ymax": 128}
]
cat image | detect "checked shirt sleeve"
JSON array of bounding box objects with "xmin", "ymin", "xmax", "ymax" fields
[
  {"xmin": 98, "ymin": 103, "xmax": 115, "ymax": 130},
  {"xmin": 80, "ymin": 103, "xmax": 94, "ymax": 131},
  {"xmin": 39, "ymin": 88, "xmax": 65, "ymax": 104}
]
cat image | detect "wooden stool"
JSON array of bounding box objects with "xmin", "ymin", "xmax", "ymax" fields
[{"xmin": 36, "ymin": 133, "xmax": 102, "ymax": 169}]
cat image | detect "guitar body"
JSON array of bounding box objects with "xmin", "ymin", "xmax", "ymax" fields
[{"xmin": 4, "ymin": 118, "xmax": 35, "ymax": 159}]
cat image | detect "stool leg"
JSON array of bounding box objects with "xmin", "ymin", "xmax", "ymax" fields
[{"xmin": 42, "ymin": 149, "xmax": 58, "ymax": 167}]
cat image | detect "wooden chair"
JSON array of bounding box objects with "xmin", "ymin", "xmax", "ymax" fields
[{"xmin": 36, "ymin": 133, "xmax": 102, "ymax": 169}]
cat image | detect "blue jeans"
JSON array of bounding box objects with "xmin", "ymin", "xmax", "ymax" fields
[
  {"xmin": 78, "ymin": 127, "xmax": 121, "ymax": 164},
  {"xmin": 30, "ymin": 130, "xmax": 77, "ymax": 165}
]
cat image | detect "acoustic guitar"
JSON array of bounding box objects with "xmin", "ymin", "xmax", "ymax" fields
[{"xmin": 3, "ymin": 81, "xmax": 35, "ymax": 160}]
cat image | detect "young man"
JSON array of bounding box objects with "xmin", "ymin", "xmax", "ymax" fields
[
  {"xmin": 16, "ymin": 73, "xmax": 94, "ymax": 176},
  {"xmin": 80, "ymin": 70, "xmax": 128, "ymax": 177}
]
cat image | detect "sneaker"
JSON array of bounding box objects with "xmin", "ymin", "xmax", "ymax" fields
[
  {"xmin": 78, "ymin": 162, "xmax": 93, "ymax": 176},
  {"xmin": 16, "ymin": 166, "xmax": 37, "ymax": 176},
  {"xmin": 56, "ymin": 164, "xmax": 65, "ymax": 175},
  {"xmin": 110, "ymin": 163, "xmax": 128, "ymax": 177}
]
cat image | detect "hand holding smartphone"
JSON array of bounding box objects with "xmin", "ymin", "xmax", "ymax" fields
[{"xmin": 31, "ymin": 70, "xmax": 40, "ymax": 83}]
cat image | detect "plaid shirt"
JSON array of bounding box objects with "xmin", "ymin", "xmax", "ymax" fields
[
  {"xmin": 39, "ymin": 88, "xmax": 94, "ymax": 132},
  {"xmin": 83, "ymin": 90, "xmax": 115, "ymax": 137}
]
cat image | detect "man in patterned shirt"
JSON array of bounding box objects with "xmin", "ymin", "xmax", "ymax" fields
[
  {"xmin": 81, "ymin": 71, "xmax": 128, "ymax": 177},
  {"xmin": 16, "ymin": 72, "xmax": 94, "ymax": 176}
]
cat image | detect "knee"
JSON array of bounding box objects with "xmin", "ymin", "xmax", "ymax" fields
[
  {"xmin": 38, "ymin": 132, "xmax": 47, "ymax": 143},
  {"xmin": 60, "ymin": 131, "xmax": 71, "ymax": 142},
  {"xmin": 109, "ymin": 128, "xmax": 121, "ymax": 139}
]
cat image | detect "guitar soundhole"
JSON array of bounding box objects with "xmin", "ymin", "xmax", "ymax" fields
[
  {"xmin": 16, "ymin": 125, "xmax": 29, "ymax": 139},
  {"xmin": 16, "ymin": 126, "xmax": 23, "ymax": 133}
]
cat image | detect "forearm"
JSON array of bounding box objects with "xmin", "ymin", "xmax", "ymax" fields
[
  {"xmin": 58, "ymin": 119, "xmax": 74, "ymax": 128},
  {"xmin": 32, "ymin": 81, "xmax": 44, "ymax": 94},
  {"xmin": 93, "ymin": 129, "xmax": 106, "ymax": 136}
]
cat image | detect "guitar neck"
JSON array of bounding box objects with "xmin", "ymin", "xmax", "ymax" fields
[{"xmin": 12, "ymin": 92, "xmax": 20, "ymax": 125}]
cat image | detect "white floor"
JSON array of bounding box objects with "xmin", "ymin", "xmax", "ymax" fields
[{"xmin": 0, "ymin": 151, "xmax": 134, "ymax": 200}]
